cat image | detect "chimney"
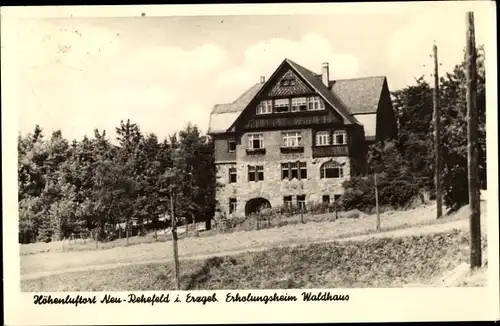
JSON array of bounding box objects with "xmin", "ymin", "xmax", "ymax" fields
[
  {"xmin": 260, "ymin": 76, "xmax": 266, "ymax": 84},
  {"xmin": 321, "ymin": 62, "xmax": 329, "ymax": 87}
]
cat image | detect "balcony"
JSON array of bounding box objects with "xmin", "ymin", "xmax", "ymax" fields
[
  {"xmin": 312, "ymin": 145, "xmax": 349, "ymax": 158},
  {"xmin": 246, "ymin": 148, "xmax": 266, "ymax": 155},
  {"xmin": 280, "ymin": 146, "xmax": 304, "ymax": 154}
]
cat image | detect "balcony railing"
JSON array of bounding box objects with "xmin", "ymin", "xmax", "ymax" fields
[
  {"xmin": 312, "ymin": 145, "xmax": 349, "ymax": 158},
  {"xmin": 280, "ymin": 146, "xmax": 304, "ymax": 154},
  {"xmin": 246, "ymin": 148, "xmax": 266, "ymax": 155}
]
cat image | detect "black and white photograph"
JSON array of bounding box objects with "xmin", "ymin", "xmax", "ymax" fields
[{"xmin": 2, "ymin": 2, "xmax": 499, "ymax": 324}]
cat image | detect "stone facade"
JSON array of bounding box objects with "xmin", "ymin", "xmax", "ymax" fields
[
  {"xmin": 215, "ymin": 128, "xmax": 351, "ymax": 218},
  {"xmin": 208, "ymin": 59, "xmax": 397, "ymax": 219}
]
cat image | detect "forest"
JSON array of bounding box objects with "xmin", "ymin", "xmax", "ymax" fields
[
  {"xmin": 340, "ymin": 46, "xmax": 486, "ymax": 212},
  {"xmin": 18, "ymin": 121, "xmax": 217, "ymax": 243}
]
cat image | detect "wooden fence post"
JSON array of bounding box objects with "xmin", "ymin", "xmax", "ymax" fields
[
  {"xmin": 375, "ymin": 173, "xmax": 381, "ymax": 231},
  {"xmin": 126, "ymin": 225, "xmax": 129, "ymax": 246},
  {"xmin": 192, "ymin": 215, "xmax": 198, "ymax": 237}
]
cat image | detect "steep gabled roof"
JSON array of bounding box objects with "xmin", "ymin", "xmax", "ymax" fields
[
  {"xmin": 212, "ymin": 82, "xmax": 264, "ymax": 114},
  {"xmin": 331, "ymin": 76, "xmax": 386, "ymax": 115},
  {"xmin": 208, "ymin": 83, "xmax": 264, "ymax": 134},
  {"xmin": 285, "ymin": 59, "xmax": 359, "ymax": 125}
]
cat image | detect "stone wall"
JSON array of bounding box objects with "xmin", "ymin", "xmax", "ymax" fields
[
  {"xmin": 215, "ymin": 128, "xmax": 351, "ymax": 218},
  {"xmin": 213, "ymin": 136, "xmax": 236, "ymax": 162}
]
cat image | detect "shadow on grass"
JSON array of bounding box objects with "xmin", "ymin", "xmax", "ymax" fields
[{"xmin": 182, "ymin": 256, "xmax": 237, "ymax": 290}]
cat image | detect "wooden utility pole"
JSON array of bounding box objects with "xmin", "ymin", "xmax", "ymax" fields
[
  {"xmin": 433, "ymin": 43, "xmax": 443, "ymax": 219},
  {"xmin": 374, "ymin": 173, "xmax": 380, "ymax": 231},
  {"xmin": 170, "ymin": 181, "xmax": 180, "ymax": 289},
  {"xmin": 466, "ymin": 11, "xmax": 481, "ymax": 269}
]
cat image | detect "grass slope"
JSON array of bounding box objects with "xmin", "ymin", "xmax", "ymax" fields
[
  {"xmin": 22, "ymin": 202, "xmax": 487, "ymax": 277},
  {"xmin": 22, "ymin": 201, "xmax": 477, "ymax": 256},
  {"xmin": 21, "ymin": 229, "xmax": 487, "ymax": 291}
]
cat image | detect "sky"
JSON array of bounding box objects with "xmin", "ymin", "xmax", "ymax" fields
[{"xmin": 10, "ymin": 4, "xmax": 493, "ymax": 143}]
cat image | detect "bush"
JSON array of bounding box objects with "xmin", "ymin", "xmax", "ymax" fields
[
  {"xmin": 341, "ymin": 210, "xmax": 361, "ymax": 219},
  {"xmin": 338, "ymin": 173, "xmax": 420, "ymax": 213}
]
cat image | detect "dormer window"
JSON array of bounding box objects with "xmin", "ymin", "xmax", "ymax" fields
[
  {"xmin": 256, "ymin": 100, "xmax": 273, "ymax": 115},
  {"xmin": 308, "ymin": 96, "xmax": 325, "ymax": 111},
  {"xmin": 274, "ymin": 98, "xmax": 290, "ymax": 113}
]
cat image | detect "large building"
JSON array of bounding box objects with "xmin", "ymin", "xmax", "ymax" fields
[{"xmin": 208, "ymin": 58, "xmax": 397, "ymax": 218}]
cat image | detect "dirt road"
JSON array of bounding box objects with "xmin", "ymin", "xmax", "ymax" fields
[{"xmin": 21, "ymin": 217, "xmax": 473, "ymax": 281}]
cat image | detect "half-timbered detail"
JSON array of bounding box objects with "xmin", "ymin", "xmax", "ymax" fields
[
  {"xmin": 208, "ymin": 58, "xmax": 397, "ymax": 218},
  {"xmin": 266, "ymin": 69, "xmax": 313, "ymax": 98}
]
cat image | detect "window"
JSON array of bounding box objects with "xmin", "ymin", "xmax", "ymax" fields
[
  {"xmin": 274, "ymin": 98, "xmax": 290, "ymax": 113},
  {"xmin": 334, "ymin": 194, "xmax": 342, "ymax": 202},
  {"xmin": 282, "ymin": 131, "xmax": 302, "ymax": 147},
  {"xmin": 290, "ymin": 162, "xmax": 298, "ymax": 179},
  {"xmin": 281, "ymin": 162, "xmax": 307, "ymax": 180},
  {"xmin": 291, "ymin": 97, "xmax": 308, "ymax": 112},
  {"xmin": 320, "ymin": 161, "xmax": 344, "ymax": 179},
  {"xmin": 281, "ymin": 163, "xmax": 289, "ymax": 180},
  {"xmin": 283, "ymin": 195, "xmax": 292, "ymax": 209},
  {"xmin": 257, "ymin": 166, "xmax": 264, "ymax": 181},
  {"xmin": 333, "ymin": 131, "xmax": 347, "ymax": 145},
  {"xmin": 308, "ymin": 96, "xmax": 325, "ymax": 111},
  {"xmin": 229, "ymin": 167, "xmax": 237, "ymax": 183},
  {"xmin": 248, "ymin": 166, "xmax": 256, "ymax": 182},
  {"xmin": 228, "ymin": 138, "xmax": 237, "ymax": 152},
  {"xmin": 300, "ymin": 162, "xmax": 307, "ymax": 179},
  {"xmin": 297, "ymin": 195, "xmax": 306, "ymax": 211},
  {"xmin": 322, "ymin": 195, "xmax": 330, "ymax": 204},
  {"xmin": 248, "ymin": 165, "xmax": 264, "ymax": 182},
  {"xmin": 316, "ymin": 131, "xmax": 331, "ymax": 146},
  {"xmin": 256, "ymin": 100, "xmax": 273, "ymax": 115},
  {"xmin": 248, "ymin": 134, "xmax": 264, "ymax": 149},
  {"xmin": 229, "ymin": 198, "xmax": 237, "ymax": 214}
]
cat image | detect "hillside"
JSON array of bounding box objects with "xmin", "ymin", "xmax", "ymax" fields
[{"xmin": 21, "ymin": 228, "xmax": 488, "ymax": 291}]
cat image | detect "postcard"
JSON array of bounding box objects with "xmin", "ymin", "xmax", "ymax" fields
[{"xmin": 2, "ymin": 2, "xmax": 498, "ymax": 324}]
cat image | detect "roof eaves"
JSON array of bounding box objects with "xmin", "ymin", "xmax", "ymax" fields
[
  {"xmin": 285, "ymin": 59, "xmax": 359, "ymax": 125},
  {"xmin": 226, "ymin": 59, "xmax": 291, "ymax": 132}
]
